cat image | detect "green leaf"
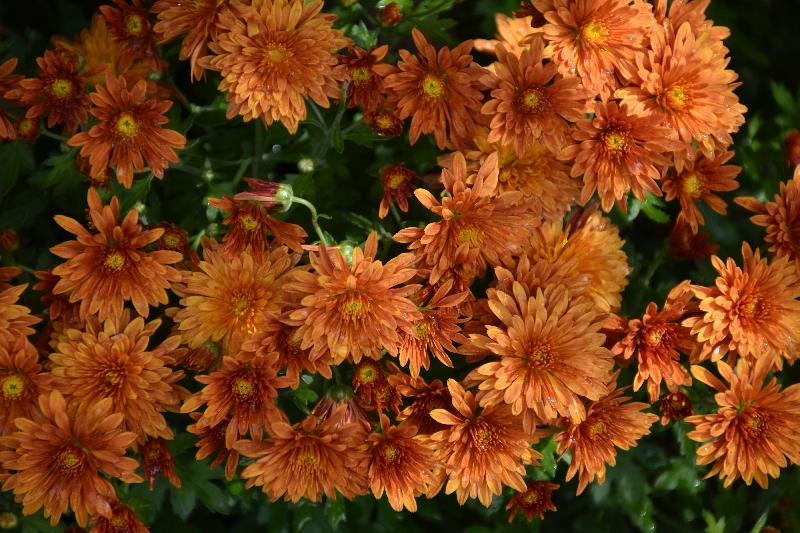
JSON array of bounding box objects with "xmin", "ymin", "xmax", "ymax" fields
[
  {"xmin": 703, "ymin": 510, "xmax": 726, "ymax": 533},
  {"xmin": 20, "ymin": 512, "xmax": 64, "ymax": 533},
  {"xmin": 169, "ymin": 481, "xmax": 197, "ymax": 520},
  {"xmin": 749, "ymin": 511, "xmax": 769, "ymax": 533},
  {"xmin": 294, "ymin": 385, "xmax": 318, "ymax": 404},
  {"xmin": 0, "ymin": 140, "xmax": 34, "ymax": 197},
  {"xmin": 641, "ymin": 193, "xmax": 670, "ymax": 223},
  {"xmin": 0, "ymin": 189, "xmax": 47, "ymax": 230},
  {"xmin": 28, "ymin": 149, "xmax": 81, "ymax": 196},
  {"xmin": 771, "ymin": 82, "xmax": 797, "ymax": 114},
  {"xmin": 325, "ymin": 496, "xmax": 346, "ymax": 530}
]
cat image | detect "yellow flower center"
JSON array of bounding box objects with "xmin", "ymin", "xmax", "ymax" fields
[
  {"xmin": 387, "ymin": 172, "xmax": 407, "ymax": 189},
  {"xmin": 603, "ymin": 130, "xmax": 627, "ymax": 152},
  {"xmin": 1, "ymin": 374, "xmax": 25, "ymax": 400},
  {"xmin": 414, "ymin": 321, "xmax": 428, "ymax": 339},
  {"xmin": 421, "ymin": 74, "xmax": 445, "ymax": 99},
  {"xmin": 342, "ymin": 299, "xmax": 366, "ymax": 318},
  {"xmin": 124, "ymin": 14, "xmax": 145, "ymax": 36},
  {"xmin": 743, "ymin": 408, "xmax": 766, "ymax": 436},
  {"xmin": 739, "ymin": 296, "xmax": 767, "ymax": 319},
  {"xmin": 50, "ymin": 78, "xmax": 73, "ymax": 99},
  {"xmin": 163, "ymin": 233, "xmax": 182, "ymax": 249},
  {"xmin": 231, "ymin": 295, "xmax": 253, "ymax": 320},
  {"xmin": 528, "ymin": 343, "xmax": 552, "ymax": 368},
  {"xmin": 17, "ymin": 118, "xmax": 35, "ymax": 136},
  {"xmin": 57, "ymin": 445, "xmax": 85, "ymax": 473},
  {"xmin": 457, "ymin": 227, "xmax": 483, "ymax": 247},
  {"xmin": 265, "ymin": 43, "xmax": 289, "ymax": 66},
  {"xmin": 470, "ymin": 422, "xmax": 497, "ymax": 452},
  {"xmin": 232, "ymin": 377, "xmax": 255, "ymax": 399},
  {"xmin": 580, "ymin": 20, "xmax": 607, "ymax": 44},
  {"xmin": 357, "ymin": 363, "xmax": 380, "ymax": 384},
  {"xmin": 517, "ymin": 87, "xmax": 547, "ymax": 114},
  {"xmin": 239, "ymin": 213, "xmax": 260, "ymax": 231},
  {"xmin": 350, "ymin": 67, "xmax": 371, "ymax": 84},
  {"xmin": 666, "ymin": 85, "xmax": 689, "ymax": 108},
  {"xmin": 375, "ymin": 113, "xmax": 396, "ymax": 130},
  {"xmin": 104, "ymin": 251, "xmax": 127, "ymax": 271},
  {"xmin": 681, "ymin": 173, "xmax": 704, "ymax": 198},
  {"xmin": 646, "ymin": 326, "xmax": 666, "ymax": 346},
  {"xmin": 522, "ymin": 490, "xmax": 542, "ymax": 505},
  {"xmin": 116, "ymin": 113, "xmax": 139, "ymax": 139},
  {"xmin": 103, "ymin": 369, "xmax": 125, "ymax": 386},
  {"xmin": 110, "ymin": 517, "xmax": 128, "ymax": 529},
  {"xmin": 294, "ymin": 452, "xmax": 319, "ymax": 473},
  {"xmin": 589, "ymin": 420, "xmax": 607, "ymax": 437},
  {"xmin": 381, "ymin": 444, "xmax": 401, "ymax": 464}
]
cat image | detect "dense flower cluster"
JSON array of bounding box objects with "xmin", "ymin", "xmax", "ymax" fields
[{"xmin": 0, "ymin": 0, "xmax": 795, "ymax": 530}]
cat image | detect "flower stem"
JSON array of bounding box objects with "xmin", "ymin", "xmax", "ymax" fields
[
  {"xmin": 253, "ymin": 121, "xmax": 265, "ymax": 177},
  {"xmin": 41, "ymin": 130, "xmax": 69, "ymax": 143},
  {"xmin": 292, "ymin": 196, "xmax": 329, "ymax": 247}
]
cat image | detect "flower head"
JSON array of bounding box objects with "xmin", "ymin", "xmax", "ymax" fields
[
  {"xmin": 659, "ymin": 389, "xmax": 692, "ymax": 425},
  {"xmin": 0, "ymin": 391, "xmax": 142, "ymax": 527},
  {"xmin": 50, "ymin": 188, "xmax": 183, "ymax": 323},
  {"xmin": 390, "ymin": 371, "xmax": 453, "ymax": 435},
  {"xmin": 0, "ymin": 58, "xmax": 22, "ymax": 140},
  {"xmin": 736, "ymin": 178, "xmax": 800, "ymax": 267},
  {"xmin": 505, "ymin": 480, "xmax": 559, "ymax": 522},
  {"xmin": 0, "ymin": 338, "xmax": 52, "ymax": 436},
  {"xmin": 340, "ymin": 45, "xmax": 390, "ymax": 117},
  {"xmin": 90, "ymin": 501, "xmax": 148, "ymax": 533},
  {"xmin": 68, "ymin": 74, "xmax": 186, "ymax": 187},
  {"xmin": 208, "ymin": 195, "xmax": 307, "ymax": 254},
  {"xmin": 474, "ymin": 14, "xmax": 537, "ymax": 57},
  {"xmin": 140, "ymin": 437, "xmax": 181, "ymax": 490},
  {"xmin": 187, "ymin": 412, "xmax": 239, "ymax": 480},
  {"xmin": 0, "ymin": 284, "xmax": 40, "ymax": 351},
  {"xmin": 100, "ymin": 0, "xmax": 162, "ymax": 71},
  {"xmin": 379, "ymin": 163, "xmax": 417, "ymax": 219},
  {"xmin": 686, "ymin": 358, "xmax": 800, "ymax": 488}
]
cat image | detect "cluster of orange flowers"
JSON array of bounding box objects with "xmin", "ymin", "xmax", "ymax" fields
[{"xmin": 1, "ymin": 0, "xmax": 799, "ymax": 529}]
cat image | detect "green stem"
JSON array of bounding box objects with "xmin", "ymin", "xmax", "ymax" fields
[
  {"xmin": 41, "ymin": 130, "xmax": 69, "ymax": 142},
  {"xmin": 233, "ymin": 157, "xmax": 252, "ymax": 187},
  {"xmin": 14, "ymin": 264, "xmax": 36, "ymax": 275},
  {"xmin": 253, "ymin": 121, "xmax": 265, "ymax": 177},
  {"xmin": 292, "ymin": 196, "xmax": 329, "ymax": 246},
  {"xmin": 389, "ymin": 203, "xmax": 403, "ymax": 227}
]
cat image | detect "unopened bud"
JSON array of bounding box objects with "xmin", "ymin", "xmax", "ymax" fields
[{"xmin": 380, "ymin": 2, "xmax": 403, "ymax": 26}]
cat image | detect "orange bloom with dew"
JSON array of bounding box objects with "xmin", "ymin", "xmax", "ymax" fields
[
  {"xmin": 379, "ymin": 163, "xmax": 417, "ymax": 220},
  {"xmin": 13, "ymin": 50, "xmax": 91, "ymax": 135},
  {"xmin": 474, "ymin": 13, "xmax": 536, "ymax": 57},
  {"xmin": 554, "ymin": 383, "xmax": 657, "ymax": 495},
  {"xmin": 428, "ymin": 379, "xmax": 541, "ymax": 507},
  {"xmin": 505, "ymin": 480, "xmax": 559, "ymax": 522},
  {"xmin": 181, "ymin": 353, "xmax": 287, "ymax": 448},
  {"xmin": 561, "ymin": 100, "xmax": 680, "ymax": 212},
  {"xmin": 684, "ymin": 243, "xmax": 800, "ymax": 364},
  {"xmin": 378, "ymin": 29, "xmax": 485, "ymax": 149},
  {"xmin": 288, "ymin": 232, "xmax": 419, "ymax": 364},
  {"xmin": 0, "ymin": 58, "xmax": 22, "ymax": 140},
  {"xmin": 0, "ymin": 338, "xmax": 52, "ymax": 436},
  {"xmin": 152, "ymin": 0, "xmax": 226, "ymax": 81},
  {"xmin": 465, "ymin": 283, "xmax": 613, "ymax": 427},
  {"xmin": 174, "ymin": 246, "xmax": 294, "ymax": 353},
  {"xmin": 0, "ymin": 391, "xmax": 142, "ymax": 527},
  {"xmin": 366, "ymin": 414, "xmax": 439, "ymax": 512},
  {"xmin": 0, "ymin": 284, "xmax": 40, "ymax": 351},
  {"xmin": 687, "ymin": 357, "xmax": 800, "ymax": 488},
  {"xmin": 352, "ymin": 360, "xmax": 402, "ymax": 414},
  {"xmin": 736, "ymin": 178, "xmax": 800, "ymax": 267},
  {"xmin": 50, "ymin": 188, "xmax": 182, "ymax": 323},
  {"xmin": 236, "ymin": 408, "xmax": 369, "ymax": 502},
  {"xmin": 100, "ymin": 0, "xmax": 162, "ymax": 72},
  {"xmin": 662, "ymin": 150, "xmax": 740, "ymax": 233},
  {"xmin": 533, "ymin": 0, "xmax": 655, "ymax": 97},
  {"xmin": 49, "ymin": 313, "xmax": 183, "ymax": 442},
  {"xmin": 200, "ymin": 0, "xmax": 350, "ymax": 133},
  {"xmin": 612, "ymin": 282, "xmax": 696, "ymax": 402},
  {"xmin": 340, "ymin": 45, "xmax": 390, "ymax": 118},
  {"xmin": 208, "ymin": 195, "xmax": 307, "ymax": 254},
  {"xmin": 68, "ymin": 74, "xmax": 186, "ymax": 187},
  {"xmin": 395, "ymin": 152, "xmax": 538, "ymax": 285},
  {"xmin": 483, "ymin": 41, "xmax": 589, "ymax": 154}
]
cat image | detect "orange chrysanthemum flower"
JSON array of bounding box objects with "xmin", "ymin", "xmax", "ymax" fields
[
  {"xmin": 14, "ymin": 116, "xmax": 39, "ymax": 143},
  {"xmin": 395, "ymin": 152, "xmax": 538, "ymax": 285},
  {"xmin": 288, "ymin": 232, "xmax": 419, "ymax": 364},
  {"xmin": 366, "ymin": 414, "xmax": 439, "ymax": 512},
  {"xmin": 174, "ymin": 246, "xmax": 294, "ymax": 353},
  {"xmin": 554, "ymin": 384, "xmax": 657, "ymax": 495},
  {"xmin": 152, "ymin": 0, "xmax": 226, "ymax": 81},
  {"xmin": 208, "ymin": 195, "xmax": 307, "ymax": 254},
  {"xmin": 340, "ymin": 45, "xmax": 390, "ymax": 117},
  {"xmin": 200, "ymin": 0, "xmax": 349, "ymax": 133},
  {"xmin": 662, "ymin": 150, "xmax": 740, "ymax": 232},
  {"xmin": 50, "ymin": 188, "xmax": 182, "ymax": 323},
  {"xmin": 612, "ymin": 282, "xmax": 696, "ymax": 402},
  {"xmin": 533, "ymin": 0, "xmax": 655, "ymax": 97},
  {"xmin": 561, "ymin": 100, "xmax": 680, "ymax": 211},
  {"xmin": 474, "ymin": 14, "xmax": 536, "ymax": 57},
  {"xmin": 49, "ymin": 313, "xmax": 182, "ymax": 442},
  {"xmin": 352, "ymin": 360, "xmax": 402, "ymax": 414},
  {"xmin": 32, "ymin": 269, "xmax": 81, "ymax": 327},
  {"xmin": 187, "ymin": 412, "xmax": 239, "ymax": 480},
  {"xmin": 483, "ymin": 42, "xmax": 588, "ymax": 154},
  {"xmin": 668, "ymin": 216, "xmax": 719, "ymax": 260},
  {"xmin": 378, "ymin": 163, "xmax": 417, "ymax": 219},
  {"xmin": 785, "ymin": 130, "xmax": 800, "ymax": 180},
  {"xmin": 684, "ymin": 243, "xmax": 800, "ymax": 364},
  {"xmin": 736, "ymin": 179, "xmax": 800, "ymax": 267},
  {"xmin": 370, "ymin": 106, "xmax": 404, "ymax": 137},
  {"xmin": 390, "ymin": 370, "xmax": 453, "ymax": 435},
  {"xmin": 0, "ymin": 284, "xmax": 40, "ymax": 351},
  {"xmin": 505, "ymin": 480, "xmax": 559, "ymax": 522},
  {"xmin": 181, "ymin": 353, "xmax": 286, "ymax": 447},
  {"xmin": 428, "ymin": 380, "xmax": 541, "ymax": 507},
  {"xmin": 659, "ymin": 389, "xmax": 692, "ymax": 425},
  {"xmin": 0, "ymin": 391, "xmax": 142, "ymax": 527},
  {"xmin": 12, "ymin": 50, "xmax": 90, "ymax": 135},
  {"xmin": 377, "ymin": 29, "xmax": 485, "ymax": 149},
  {"xmin": 68, "ymin": 74, "xmax": 186, "ymax": 187},
  {"xmin": 140, "ymin": 437, "xmax": 181, "ymax": 490},
  {"xmin": 90, "ymin": 501, "xmax": 148, "ymax": 533},
  {"xmin": 0, "ymin": 58, "xmax": 22, "ymax": 140},
  {"xmin": 0, "ymin": 338, "xmax": 52, "ymax": 436},
  {"xmin": 236, "ymin": 408, "xmax": 369, "ymax": 502},
  {"xmin": 311, "ymin": 389, "xmax": 371, "ymax": 433},
  {"xmin": 465, "ymin": 283, "xmax": 613, "ymax": 427},
  {"xmin": 687, "ymin": 358, "xmax": 800, "ymax": 488},
  {"xmin": 100, "ymin": 0, "xmax": 162, "ymax": 72}
]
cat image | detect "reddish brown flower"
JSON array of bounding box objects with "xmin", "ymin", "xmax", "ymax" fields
[
  {"xmin": 366, "ymin": 414, "xmax": 438, "ymax": 512},
  {"xmin": 0, "ymin": 337, "xmax": 52, "ymax": 436},
  {"xmin": 554, "ymin": 384, "xmax": 657, "ymax": 495},
  {"xmin": 561, "ymin": 100, "xmax": 680, "ymax": 212},
  {"xmin": 612, "ymin": 282, "xmax": 697, "ymax": 402},
  {"xmin": 49, "ymin": 313, "xmax": 183, "ymax": 442},
  {"xmin": 352, "ymin": 360, "xmax": 401, "ymax": 414},
  {"xmin": 389, "ymin": 371, "xmax": 453, "ymax": 435},
  {"xmin": 377, "ymin": 29, "xmax": 486, "ymax": 149},
  {"xmin": 32, "ymin": 269, "xmax": 81, "ymax": 327},
  {"xmin": 181, "ymin": 353, "xmax": 287, "ymax": 447},
  {"xmin": 0, "ymin": 230, "xmax": 18, "ymax": 252},
  {"xmin": 152, "ymin": 0, "xmax": 226, "ymax": 81},
  {"xmin": 187, "ymin": 413, "xmax": 239, "ymax": 480},
  {"xmin": 12, "ymin": 50, "xmax": 91, "ymax": 135},
  {"xmin": 684, "ymin": 243, "xmax": 800, "ymax": 364},
  {"xmin": 90, "ymin": 501, "xmax": 147, "ymax": 533},
  {"xmin": 68, "ymin": 74, "xmax": 186, "ymax": 187},
  {"xmin": 14, "ymin": 116, "xmax": 39, "ymax": 142},
  {"xmin": 340, "ymin": 46, "xmax": 390, "ymax": 117},
  {"xmin": 785, "ymin": 130, "xmax": 800, "ymax": 180},
  {"xmin": 208, "ymin": 195, "xmax": 307, "ymax": 254},
  {"xmin": 483, "ymin": 41, "xmax": 589, "ymax": 154},
  {"xmin": 687, "ymin": 357, "xmax": 800, "ymax": 488},
  {"xmin": 505, "ymin": 480, "xmax": 559, "ymax": 522},
  {"xmin": 662, "ymin": 150, "xmax": 740, "ymax": 232},
  {"xmin": 370, "ymin": 107, "xmax": 404, "ymax": 137},
  {"xmin": 428, "ymin": 380, "xmax": 541, "ymax": 507},
  {"xmin": 533, "ymin": 0, "xmax": 655, "ymax": 98},
  {"xmin": 0, "ymin": 58, "xmax": 22, "ymax": 140},
  {"xmin": 736, "ymin": 178, "xmax": 800, "ymax": 267},
  {"xmin": 379, "ymin": 2, "xmax": 403, "ymax": 26},
  {"xmin": 200, "ymin": 0, "xmax": 350, "ymax": 133},
  {"xmin": 659, "ymin": 389, "xmax": 692, "ymax": 425},
  {"xmin": 288, "ymin": 232, "xmax": 420, "ymax": 364},
  {"xmin": 236, "ymin": 408, "xmax": 369, "ymax": 502},
  {"xmin": 668, "ymin": 216, "xmax": 719, "ymax": 260},
  {"xmin": 311, "ymin": 387, "xmax": 371, "ymax": 434},
  {"xmin": 100, "ymin": 0, "xmax": 162, "ymax": 71},
  {"xmin": 50, "ymin": 188, "xmax": 183, "ymax": 323},
  {"xmin": 395, "ymin": 152, "xmax": 538, "ymax": 285},
  {"xmin": 0, "ymin": 391, "xmax": 142, "ymax": 527},
  {"xmin": 379, "ymin": 163, "xmax": 417, "ymax": 219},
  {"xmin": 140, "ymin": 437, "xmax": 181, "ymax": 490}
]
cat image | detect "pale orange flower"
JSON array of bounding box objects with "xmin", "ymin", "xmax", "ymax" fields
[
  {"xmin": 474, "ymin": 14, "xmax": 536, "ymax": 57},
  {"xmin": 687, "ymin": 357, "xmax": 800, "ymax": 488},
  {"xmin": 0, "ymin": 284, "xmax": 40, "ymax": 352},
  {"xmin": 736, "ymin": 178, "xmax": 800, "ymax": 268}
]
